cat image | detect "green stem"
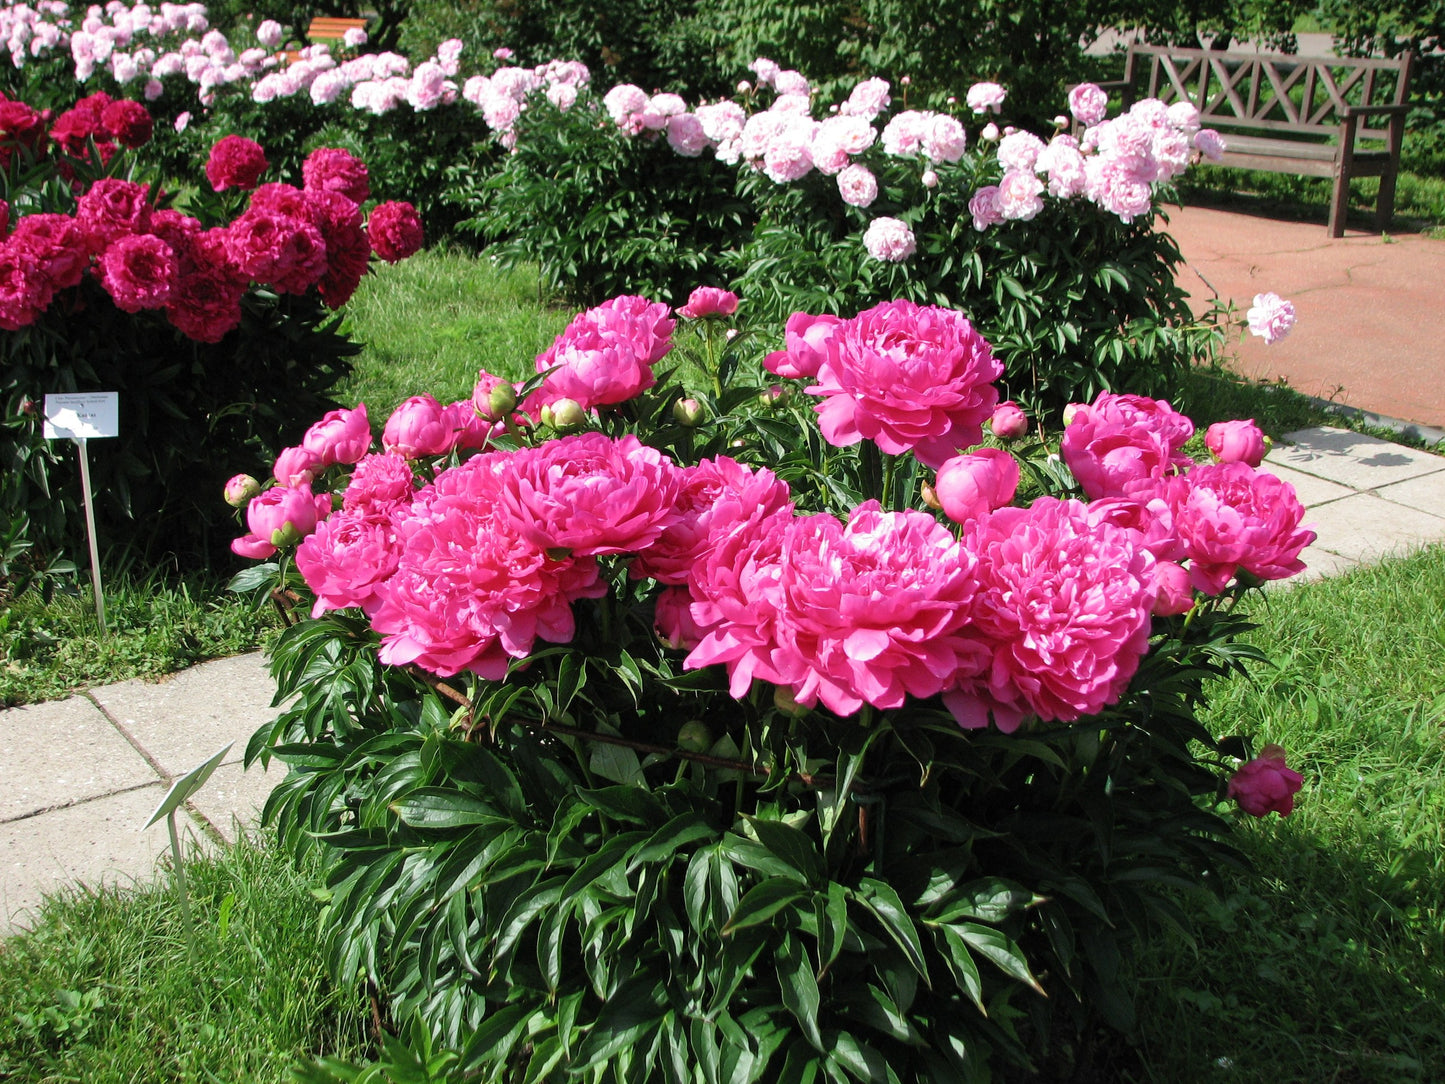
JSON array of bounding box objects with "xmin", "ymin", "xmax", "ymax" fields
[{"xmin": 860, "ymin": 441, "xmax": 884, "ymax": 504}]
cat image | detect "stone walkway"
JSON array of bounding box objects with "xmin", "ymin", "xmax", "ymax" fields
[{"xmin": 4, "ymin": 426, "xmax": 1444, "ymax": 934}]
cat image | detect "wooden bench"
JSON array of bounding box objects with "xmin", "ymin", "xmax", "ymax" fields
[
  {"xmin": 1099, "ymin": 43, "xmax": 1415, "ymax": 237},
  {"xmin": 306, "ymin": 16, "xmax": 369, "ymax": 43}
]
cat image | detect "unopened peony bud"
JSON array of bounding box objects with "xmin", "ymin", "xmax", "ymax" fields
[
  {"xmin": 934, "ymin": 448, "xmax": 1020, "ymax": 524},
  {"xmin": 486, "ymin": 382, "xmax": 517, "ymax": 420},
  {"xmin": 677, "ymin": 720, "xmax": 713, "ymax": 753},
  {"xmin": 1151, "ymin": 561, "xmax": 1194, "ymax": 616},
  {"xmin": 900, "ymin": 75, "xmax": 911, "ymax": 86},
  {"xmin": 224, "ymin": 473, "xmax": 261, "ymax": 508},
  {"xmin": 1053, "ymin": 114, "xmax": 1069, "ymax": 128},
  {"xmin": 989, "ymin": 400, "xmax": 1028, "ymax": 439},
  {"xmin": 920, "ymin": 480, "xmax": 941, "ymax": 510},
  {"xmin": 544, "ymin": 397, "xmax": 586, "ymax": 431},
  {"xmin": 981, "ymin": 122, "xmax": 1000, "ymax": 142},
  {"xmin": 921, "ymin": 169, "xmax": 939, "ymax": 188},
  {"xmin": 1204, "ymin": 418, "xmax": 1267, "ymax": 467},
  {"xmin": 673, "ymin": 397, "xmax": 704, "ymax": 426},
  {"xmin": 758, "ymin": 384, "xmax": 793, "ymax": 409},
  {"xmin": 737, "ymin": 80, "xmax": 752, "ymax": 93},
  {"xmin": 1062, "ymin": 401, "xmax": 1086, "ymax": 426}
]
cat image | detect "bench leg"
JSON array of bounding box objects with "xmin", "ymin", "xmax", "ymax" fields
[
  {"xmin": 1327, "ymin": 171, "xmax": 1349, "ymax": 238},
  {"xmin": 1375, "ymin": 170, "xmax": 1398, "ymax": 234}
]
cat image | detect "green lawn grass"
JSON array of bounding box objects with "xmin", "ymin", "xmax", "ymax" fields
[{"xmin": 0, "ymin": 837, "xmax": 369, "ymax": 1082}]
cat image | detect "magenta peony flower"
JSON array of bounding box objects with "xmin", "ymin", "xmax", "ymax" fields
[
  {"xmin": 10, "ymin": 214, "xmax": 88, "ymax": 293},
  {"xmin": 383, "ymin": 394, "xmax": 456, "ymax": 458},
  {"xmin": 654, "ymin": 584, "xmax": 706, "ymax": 650},
  {"xmin": 862, "ymin": 216, "xmax": 916, "ymax": 262},
  {"xmin": 1150, "ymin": 560, "xmax": 1194, "ymax": 616},
  {"xmin": 301, "ymin": 146, "xmax": 371, "ymax": 204},
  {"xmin": 1205, "ymin": 418, "xmax": 1267, "ymax": 467},
  {"xmin": 755, "ymin": 503, "xmax": 987, "ymax": 717},
  {"xmin": 1061, "ymin": 391, "xmax": 1194, "ymax": 501},
  {"xmin": 164, "ymin": 227, "xmax": 248, "ymax": 343},
  {"xmin": 1166, "ymin": 461, "xmax": 1315, "ymax": 594},
  {"xmin": 934, "ymin": 448, "xmax": 1019, "ymax": 524},
  {"xmin": 989, "ymin": 400, "xmax": 1028, "ymax": 439},
  {"xmin": 676, "ymin": 286, "xmax": 739, "ymax": 320},
  {"xmin": 764, "ymin": 311, "xmax": 841, "ymax": 380},
  {"xmin": 97, "ymin": 233, "xmax": 176, "ymax": 313},
  {"xmin": 302, "ymin": 403, "xmax": 372, "ymax": 467},
  {"xmin": 101, "ymin": 98, "xmax": 153, "ymax": 148},
  {"xmin": 803, "ymin": 300, "xmax": 1002, "ymax": 468},
  {"xmin": 76, "ymin": 177, "xmax": 151, "ymax": 254},
  {"xmin": 308, "ymin": 189, "xmax": 371, "ymax": 309},
  {"xmin": 1227, "ymin": 744, "xmax": 1304, "ymax": 816},
  {"xmin": 491, "ymin": 432, "xmax": 683, "ymax": 557},
  {"xmin": 1247, "ymin": 292, "xmax": 1296, "ymax": 344},
  {"xmin": 946, "ymin": 497, "xmax": 1157, "ymax": 730},
  {"xmin": 295, "ymin": 507, "xmax": 406, "ymax": 618},
  {"xmin": 367, "ymin": 201, "xmax": 424, "ymax": 263},
  {"xmin": 231, "ymin": 481, "xmax": 333, "ymax": 558},
  {"xmin": 225, "ymin": 205, "xmax": 328, "ymax": 295},
  {"xmin": 532, "ymin": 295, "xmax": 674, "ymax": 412},
  {"xmin": 205, "ymin": 134, "xmax": 268, "ymax": 192}
]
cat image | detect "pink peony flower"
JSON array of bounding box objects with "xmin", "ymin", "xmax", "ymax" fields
[
  {"xmin": 490, "ymin": 432, "xmax": 683, "ymax": 557},
  {"xmin": 296, "ymin": 507, "xmax": 405, "ymax": 617},
  {"xmin": 969, "ymin": 185, "xmax": 1004, "ymax": 232},
  {"xmin": 100, "ymin": 98, "xmax": 152, "ymax": 147},
  {"xmin": 1246, "ymin": 292, "xmax": 1296, "ymax": 344},
  {"xmin": 997, "ymin": 168, "xmax": 1045, "ymax": 221},
  {"xmin": 205, "ymin": 134, "xmax": 268, "ymax": 192},
  {"xmin": 880, "ymin": 110, "xmax": 929, "ymax": 156},
  {"xmin": 654, "ymin": 584, "xmax": 706, "ymax": 650},
  {"xmin": 1227, "ymin": 745, "xmax": 1304, "ymax": 817},
  {"xmin": 756, "ymin": 503, "xmax": 987, "ymax": 716},
  {"xmin": 763, "ymin": 311, "xmax": 841, "ymax": 381},
  {"xmin": 666, "ymin": 112, "xmax": 710, "ymax": 156},
  {"xmin": 97, "ymin": 233, "xmax": 175, "ymax": 312},
  {"xmin": 841, "ymin": 76, "xmax": 890, "ymax": 119},
  {"xmin": 989, "ymin": 400, "xmax": 1028, "ymax": 439},
  {"xmin": 1151, "ymin": 559, "xmax": 1194, "ymax": 616},
  {"xmin": 76, "ymin": 177, "xmax": 151, "ymax": 254},
  {"xmin": 1061, "ymin": 391, "xmax": 1195, "ymax": 501},
  {"xmin": 922, "ymin": 114, "xmax": 967, "ymax": 163},
  {"xmin": 302, "ymin": 146, "xmax": 370, "ymax": 203},
  {"xmin": 383, "ymin": 394, "xmax": 456, "ymax": 458},
  {"xmin": 803, "ymin": 300, "xmax": 1002, "ymax": 468},
  {"xmin": 1193, "ymin": 128, "xmax": 1226, "ymax": 161},
  {"xmin": 966, "ymin": 81, "xmax": 1006, "ymax": 114},
  {"xmin": 631, "ymin": 456, "xmax": 794, "ymax": 586},
  {"xmin": 343, "ymin": 451, "xmax": 417, "ymax": 515},
  {"xmin": 308, "ymin": 188, "xmax": 371, "ymax": 309},
  {"xmin": 1068, "ymin": 83, "xmax": 1109, "ymax": 126},
  {"xmin": 367, "ymin": 201, "xmax": 424, "ymax": 263},
  {"xmin": 231, "ymin": 481, "xmax": 333, "ymax": 558},
  {"xmin": 996, "ymin": 130, "xmax": 1045, "ymax": 172},
  {"xmin": 302, "ymin": 403, "xmax": 372, "ymax": 467},
  {"xmin": 934, "ymin": 448, "xmax": 1020, "ymax": 524},
  {"xmin": 163, "ymin": 227, "xmax": 248, "ymax": 342},
  {"xmin": 225, "ymin": 205, "xmax": 328, "ymax": 295},
  {"xmin": 1166, "ymin": 461, "xmax": 1315, "ymax": 594},
  {"xmin": 862, "ymin": 216, "xmax": 916, "ymax": 262},
  {"xmin": 676, "ymin": 285, "xmax": 739, "ymax": 319},
  {"xmin": 837, "ymin": 163, "xmax": 879, "ymax": 208},
  {"xmin": 532, "ymin": 295, "xmax": 674, "ymax": 411},
  {"xmin": 946, "ymin": 497, "xmax": 1157, "ymax": 730},
  {"xmin": 256, "ymin": 20, "xmax": 283, "ymax": 48},
  {"xmin": 1205, "ymin": 419, "xmax": 1267, "ymax": 467},
  {"xmin": 272, "ymin": 444, "xmax": 324, "ymax": 486}
]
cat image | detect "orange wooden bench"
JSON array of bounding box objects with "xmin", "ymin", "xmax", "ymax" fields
[{"xmin": 306, "ymin": 16, "xmax": 369, "ymax": 43}]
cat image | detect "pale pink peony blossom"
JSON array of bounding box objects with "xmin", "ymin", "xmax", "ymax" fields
[
  {"xmin": 996, "ymin": 169, "xmax": 1045, "ymax": 221},
  {"xmin": 1068, "ymin": 82, "xmax": 1109, "ymax": 125},
  {"xmin": 969, "ymin": 185, "xmax": 1003, "ymax": 231},
  {"xmin": 862, "ymin": 216, "xmax": 916, "ymax": 262},
  {"xmin": 1246, "ymin": 292, "xmax": 1296, "ymax": 344},
  {"xmin": 841, "ymin": 76, "xmax": 890, "ymax": 119},
  {"xmin": 1194, "ymin": 128, "xmax": 1227, "ymax": 161},
  {"xmin": 836, "ymin": 162, "xmax": 878, "ymax": 207},
  {"xmin": 966, "ymin": 81, "xmax": 1006, "ymax": 114}
]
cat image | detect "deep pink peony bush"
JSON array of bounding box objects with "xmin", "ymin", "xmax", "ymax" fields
[
  {"xmin": 797, "ymin": 300, "xmax": 1002, "ymax": 468},
  {"xmin": 1166, "ymin": 461, "xmax": 1316, "ymax": 594}
]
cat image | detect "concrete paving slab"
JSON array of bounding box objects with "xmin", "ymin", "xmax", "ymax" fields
[
  {"xmin": 1, "ymin": 785, "xmax": 214, "ymax": 935},
  {"xmin": 88, "ymin": 653, "xmax": 280, "ymax": 778},
  {"xmin": 1270, "ymin": 428, "xmax": 1445, "ymax": 491},
  {"xmin": 187, "ymin": 760, "xmax": 280, "ymax": 845},
  {"xmin": 1376, "ymin": 471, "xmax": 1445, "ymax": 517},
  {"xmin": 1288, "ymin": 545, "xmax": 1364, "ymax": 585},
  {"xmin": 1258, "ymin": 461, "xmax": 1355, "ymax": 508},
  {"xmin": 1295, "ymin": 492, "xmax": 1445, "ymax": 563},
  {"xmin": 0, "ymin": 696, "xmax": 158, "ymax": 822}
]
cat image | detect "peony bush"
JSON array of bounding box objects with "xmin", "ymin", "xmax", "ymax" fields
[
  {"xmin": 1, "ymin": 106, "xmax": 424, "ymax": 566},
  {"xmin": 235, "ymin": 289, "xmax": 1311, "ymax": 1080}
]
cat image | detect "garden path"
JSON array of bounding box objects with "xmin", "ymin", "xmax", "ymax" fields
[
  {"xmin": 3, "ymin": 427, "xmax": 1444, "ymax": 935},
  {"xmin": 1166, "ymin": 203, "xmax": 1445, "ymax": 434}
]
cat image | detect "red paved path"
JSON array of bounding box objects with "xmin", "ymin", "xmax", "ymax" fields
[{"xmin": 1162, "ymin": 204, "xmax": 1445, "ymax": 429}]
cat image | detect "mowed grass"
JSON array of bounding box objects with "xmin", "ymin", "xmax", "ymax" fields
[
  {"xmin": 336, "ymin": 248, "xmax": 574, "ymax": 416},
  {"xmin": 1127, "ymin": 545, "xmax": 1445, "ymax": 1081},
  {"xmin": 0, "ymin": 837, "xmax": 370, "ymax": 1082}
]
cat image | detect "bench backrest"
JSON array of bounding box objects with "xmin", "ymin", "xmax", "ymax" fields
[
  {"xmin": 307, "ymin": 16, "xmax": 369, "ymax": 40},
  {"xmin": 1119, "ymin": 44, "xmax": 1413, "ymax": 143}
]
